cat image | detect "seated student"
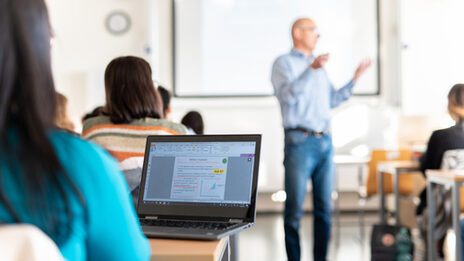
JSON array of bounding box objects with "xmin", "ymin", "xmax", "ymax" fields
[
  {"xmin": 55, "ymin": 92, "xmax": 76, "ymax": 133},
  {"xmin": 417, "ymin": 84, "xmax": 464, "ymax": 258},
  {"xmin": 82, "ymin": 57, "xmax": 186, "ymax": 203},
  {"xmin": 82, "ymin": 56, "xmax": 187, "ymax": 162},
  {"xmin": 157, "ymin": 85, "xmax": 172, "ymax": 120},
  {"xmin": 0, "ymin": 1, "xmax": 150, "ymax": 260},
  {"xmin": 82, "ymin": 106, "xmax": 104, "ymax": 123},
  {"xmin": 181, "ymin": 111, "xmax": 204, "ymax": 135}
]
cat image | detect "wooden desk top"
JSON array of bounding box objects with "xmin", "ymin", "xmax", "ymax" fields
[
  {"xmin": 377, "ymin": 160, "xmax": 420, "ymax": 170},
  {"xmin": 426, "ymin": 169, "xmax": 464, "ymax": 182},
  {"xmin": 149, "ymin": 237, "xmax": 227, "ymax": 261}
]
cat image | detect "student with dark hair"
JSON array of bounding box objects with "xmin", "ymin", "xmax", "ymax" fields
[
  {"xmin": 157, "ymin": 85, "xmax": 172, "ymax": 119},
  {"xmin": 0, "ymin": 0, "xmax": 150, "ymax": 260},
  {"xmin": 416, "ymin": 84, "xmax": 464, "ymax": 258},
  {"xmin": 181, "ymin": 111, "xmax": 205, "ymax": 135},
  {"xmin": 82, "ymin": 56, "xmax": 187, "ymax": 162},
  {"xmin": 82, "ymin": 56, "xmax": 186, "ymax": 204}
]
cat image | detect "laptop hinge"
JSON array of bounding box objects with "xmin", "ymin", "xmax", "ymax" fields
[
  {"xmin": 145, "ymin": 216, "xmax": 158, "ymax": 220},
  {"xmin": 229, "ymin": 219, "xmax": 243, "ymax": 223}
]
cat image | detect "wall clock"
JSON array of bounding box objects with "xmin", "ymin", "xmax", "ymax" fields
[{"xmin": 105, "ymin": 11, "xmax": 131, "ymax": 35}]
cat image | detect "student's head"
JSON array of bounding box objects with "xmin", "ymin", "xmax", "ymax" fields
[
  {"xmin": 181, "ymin": 111, "xmax": 204, "ymax": 135},
  {"xmin": 0, "ymin": 0, "xmax": 83, "ymax": 245},
  {"xmin": 104, "ymin": 56, "xmax": 163, "ymax": 124},
  {"xmin": 55, "ymin": 92, "xmax": 75, "ymax": 132},
  {"xmin": 291, "ymin": 18, "xmax": 320, "ymax": 52},
  {"xmin": 82, "ymin": 106, "xmax": 104, "ymax": 123},
  {"xmin": 157, "ymin": 85, "xmax": 172, "ymax": 119},
  {"xmin": 448, "ymin": 84, "xmax": 464, "ymax": 122}
]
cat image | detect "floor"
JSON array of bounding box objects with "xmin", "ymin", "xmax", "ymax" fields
[{"xmin": 238, "ymin": 212, "xmax": 377, "ymax": 261}]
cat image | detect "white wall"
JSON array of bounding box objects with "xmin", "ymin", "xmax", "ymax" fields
[
  {"xmin": 46, "ymin": 0, "xmax": 155, "ymax": 129},
  {"xmin": 44, "ymin": 0, "xmax": 450, "ymax": 192}
]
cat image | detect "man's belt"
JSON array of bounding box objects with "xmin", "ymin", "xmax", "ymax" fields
[{"xmin": 285, "ymin": 126, "xmax": 328, "ymax": 137}]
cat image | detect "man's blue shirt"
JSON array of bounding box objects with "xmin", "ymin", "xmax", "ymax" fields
[{"xmin": 271, "ymin": 48, "xmax": 355, "ymax": 132}]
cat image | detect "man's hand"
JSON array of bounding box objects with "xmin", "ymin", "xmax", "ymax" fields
[
  {"xmin": 310, "ymin": 54, "xmax": 329, "ymax": 69},
  {"xmin": 353, "ymin": 59, "xmax": 372, "ymax": 82}
]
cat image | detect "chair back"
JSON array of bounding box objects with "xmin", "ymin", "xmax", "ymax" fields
[
  {"xmin": 441, "ymin": 149, "xmax": 464, "ymax": 211},
  {"xmin": 365, "ymin": 149, "xmax": 412, "ymax": 196},
  {"xmin": 0, "ymin": 224, "xmax": 64, "ymax": 261}
]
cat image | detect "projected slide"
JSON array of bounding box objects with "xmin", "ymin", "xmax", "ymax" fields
[
  {"xmin": 174, "ymin": 0, "xmax": 378, "ymax": 96},
  {"xmin": 170, "ymin": 156, "xmax": 228, "ymax": 201}
]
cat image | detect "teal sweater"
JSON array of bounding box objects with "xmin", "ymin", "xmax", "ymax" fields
[{"xmin": 0, "ymin": 130, "xmax": 150, "ymax": 260}]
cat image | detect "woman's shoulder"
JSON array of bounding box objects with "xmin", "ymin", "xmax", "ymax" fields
[
  {"xmin": 131, "ymin": 118, "xmax": 188, "ymax": 134},
  {"xmin": 82, "ymin": 115, "xmax": 112, "ymax": 134},
  {"xmin": 83, "ymin": 115, "xmax": 187, "ymax": 135},
  {"xmin": 433, "ymin": 125, "xmax": 463, "ymax": 136}
]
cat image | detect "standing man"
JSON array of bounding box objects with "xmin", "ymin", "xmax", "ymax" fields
[{"xmin": 271, "ymin": 18, "xmax": 371, "ymax": 261}]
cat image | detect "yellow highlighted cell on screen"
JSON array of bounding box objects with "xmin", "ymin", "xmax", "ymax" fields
[{"xmin": 212, "ymin": 169, "xmax": 225, "ymax": 174}]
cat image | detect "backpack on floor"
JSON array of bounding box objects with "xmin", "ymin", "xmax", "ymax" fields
[{"xmin": 371, "ymin": 224, "xmax": 413, "ymax": 261}]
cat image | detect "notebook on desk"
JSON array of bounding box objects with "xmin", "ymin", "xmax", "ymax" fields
[{"xmin": 137, "ymin": 134, "xmax": 261, "ymax": 240}]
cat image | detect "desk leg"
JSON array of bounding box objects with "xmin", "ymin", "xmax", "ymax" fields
[
  {"xmin": 394, "ymin": 171, "xmax": 400, "ymax": 225},
  {"xmin": 452, "ymin": 182, "xmax": 462, "ymax": 261},
  {"xmin": 378, "ymin": 170, "xmax": 386, "ymax": 224},
  {"xmin": 221, "ymin": 237, "xmax": 230, "ymax": 261},
  {"xmin": 358, "ymin": 165, "xmax": 365, "ymax": 244},
  {"xmin": 229, "ymin": 234, "xmax": 238, "ymax": 261},
  {"xmin": 427, "ymin": 181, "xmax": 436, "ymax": 261}
]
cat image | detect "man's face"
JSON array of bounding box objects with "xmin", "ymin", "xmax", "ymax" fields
[{"xmin": 294, "ymin": 20, "xmax": 320, "ymax": 51}]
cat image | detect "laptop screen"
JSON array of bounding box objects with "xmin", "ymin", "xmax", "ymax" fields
[
  {"xmin": 137, "ymin": 135, "xmax": 261, "ymax": 221},
  {"xmin": 143, "ymin": 141, "xmax": 255, "ymax": 207}
]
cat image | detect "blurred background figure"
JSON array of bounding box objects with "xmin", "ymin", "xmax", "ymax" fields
[
  {"xmin": 181, "ymin": 111, "xmax": 204, "ymax": 135},
  {"xmin": 157, "ymin": 85, "xmax": 172, "ymax": 120},
  {"xmin": 55, "ymin": 92, "xmax": 76, "ymax": 132}
]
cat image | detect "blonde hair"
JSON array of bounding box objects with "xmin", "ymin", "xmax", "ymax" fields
[
  {"xmin": 55, "ymin": 92, "xmax": 75, "ymax": 131},
  {"xmin": 448, "ymin": 84, "xmax": 464, "ymax": 121}
]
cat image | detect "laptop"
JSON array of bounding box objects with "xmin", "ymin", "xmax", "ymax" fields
[{"xmin": 137, "ymin": 134, "xmax": 261, "ymax": 240}]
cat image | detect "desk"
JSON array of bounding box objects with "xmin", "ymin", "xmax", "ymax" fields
[
  {"xmin": 333, "ymin": 155, "xmax": 369, "ymax": 244},
  {"xmin": 426, "ymin": 170, "xmax": 464, "ymax": 261},
  {"xmin": 377, "ymin": 161, "xmax": 420, "ymax": 224},
  {"xmin": 150, "ymin": 237, "xmax": 229, "ymax": 261}
]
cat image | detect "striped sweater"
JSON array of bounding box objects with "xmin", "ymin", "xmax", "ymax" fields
[{"xmin": 82, "ymin": 115, "xmax": 187, "ymax": 162}]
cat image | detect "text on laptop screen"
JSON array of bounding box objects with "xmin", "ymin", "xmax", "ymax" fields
[{"xmin": 143, "ymin": 141, "xmax": 256, "ymax": 206}]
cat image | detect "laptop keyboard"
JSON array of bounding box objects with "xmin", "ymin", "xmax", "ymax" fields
[{"xmin": 140, "ymin": 219, "xmax": 240, "ymax": 230}]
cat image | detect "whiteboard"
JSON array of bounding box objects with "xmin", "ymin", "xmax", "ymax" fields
[{"xmin": 174, "ymin": 0, "xmax": 378, "ymax": 97}]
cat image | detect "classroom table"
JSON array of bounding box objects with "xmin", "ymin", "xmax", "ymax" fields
[
  {"xmin": 377, "ymin": 161, "xmax": 420, "ymax": 224},
  {"xmin": 426, "ymin": 170, "xmax": 464, "ymax": 261},
  {"xmin": 149, "ymin": 237, "xmax": 229, "ymax": 261}
]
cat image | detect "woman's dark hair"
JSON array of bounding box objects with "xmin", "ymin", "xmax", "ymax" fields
[
  {"xmin": 0, "ymin": 0, "xmax": 84, "ymax": 245},
  {"xmin": 82, "ymin": 106, "xmax": 104, "ymax": 123},
  {"xmin": 181, "ymin": 111, "xmax": 204, "ymax": 134},
  {"xmin": 157, "ymin": 85, "xmax": 171, "ymax": 117},
  {"xmin": 448, "ymin": 84, "xmax": 464, "ymax": 121},
  {"xmin": 104, "ymin": 56, "xmax": 163, "ymax": 124}
]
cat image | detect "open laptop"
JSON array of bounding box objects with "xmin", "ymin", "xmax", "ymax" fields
[{"xmin": 137, "ymin": 134, "xmax": 261, "ymax": 240}]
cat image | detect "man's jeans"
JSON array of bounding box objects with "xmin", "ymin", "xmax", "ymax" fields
[{"xmin": 283, "ymin": 130, "xmax": 334, "ymax": 261}]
